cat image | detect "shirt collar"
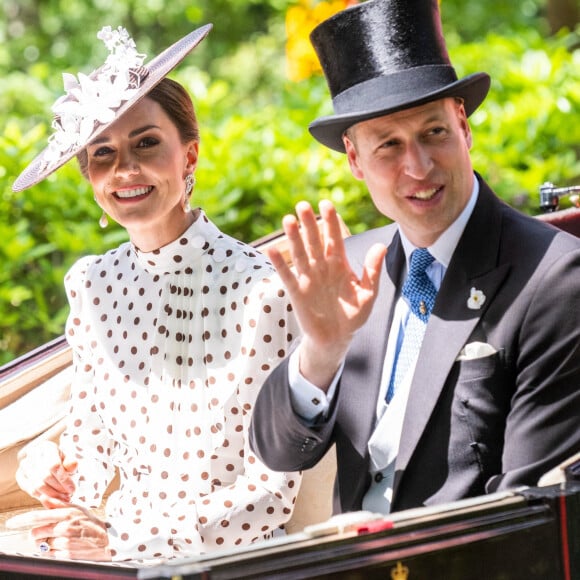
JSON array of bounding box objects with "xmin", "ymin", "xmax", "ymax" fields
[{"xmin": 399, "ymin": 176, "xmax": 479, "ymax": 269}]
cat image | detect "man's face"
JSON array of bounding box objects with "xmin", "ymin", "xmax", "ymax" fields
[{"xmin": 343, "ymin": 98, "xmax": 474, "ymax": 248}]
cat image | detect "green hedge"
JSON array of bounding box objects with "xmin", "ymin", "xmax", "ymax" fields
[{"xmin": 1, "ymin": 21, "xmax": 579, "ymax": 364}]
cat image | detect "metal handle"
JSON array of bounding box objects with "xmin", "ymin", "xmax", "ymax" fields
[{"xmin": 539, "ymin": 182, "xmax": 580, "ymax": 212}]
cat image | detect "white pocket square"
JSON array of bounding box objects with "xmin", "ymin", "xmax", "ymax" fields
[{"xmin": 456, "ymin": 341, "xmax": 497, "ymax": 361}]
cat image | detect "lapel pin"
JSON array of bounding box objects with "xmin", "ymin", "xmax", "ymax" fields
[{"xmin": 467, "ymin": 287, "xmax": 486, "ymax": 310}]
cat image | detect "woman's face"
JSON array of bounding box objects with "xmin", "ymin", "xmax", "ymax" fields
[{"xmin": 86, "ymin": 97, "xmax": 198, "ymax": 251}]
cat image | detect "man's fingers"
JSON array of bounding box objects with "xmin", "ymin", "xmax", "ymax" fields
[
  {"xmin": 276, "ymin": 201, "xmax": 344, "ymax": 276},
  {"xmin": 318, "ymin": 200, "xmax": 347, "ymax": 259},
  {"xmin": 266, "ymin": 246, "xmax": 298, "ymax": 290},
  {"xmin": 295, "ymin": 201, "xmax": 325, "ymax": 260},
  {"xmin": 281, "ymin": 213, "xmax": 310, "ymax": 274},
  {"xmin": 361, "ymin": 243, "xmax": 388, "ymax": 291}
]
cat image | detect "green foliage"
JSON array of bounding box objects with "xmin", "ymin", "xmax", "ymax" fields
[
  {"xmin": 0, "ymin": 120, "xmax": 128, "ymax": 362},
  {"xmin": 1, "ymin": 1, "xmax": 579, "ymax": 364},
  {"xmin": 1, "ymin": 0, "xmax": 294, "ymax": 82},
  {"xmin": 441, "ymin": 0, "xmax": 550, "ymax": 41},
  {"xmin": 449, "ymin": 28, "xmax": 580, "ymax": 212},
  {"xmin": 195, "ymin": 74, "xmax": 380, "ymax": 243}
]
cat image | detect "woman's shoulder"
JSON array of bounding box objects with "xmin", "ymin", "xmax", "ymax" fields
[
  {"xmin": 211, "ymin": 230, "xmax": 274, "ymax": 274},
  {"xmin": 64, "ymin": 242, "xmax": 132, "ymax": 289}
]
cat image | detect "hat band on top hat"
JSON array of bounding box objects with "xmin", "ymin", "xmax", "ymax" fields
[{"xmin": 333, "ymin": 65, "xmax": 458, "ymax": 115}]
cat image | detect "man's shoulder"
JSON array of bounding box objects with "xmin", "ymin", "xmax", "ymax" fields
[
  {"xmin": 499, "ymin": 201, "xmax": 580, "ymax": 254},
  {"xmin": 345, "ymin": 223, "xmax": 398, "ymax": 253}
]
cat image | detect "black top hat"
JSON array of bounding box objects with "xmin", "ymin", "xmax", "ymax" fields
[{"xmin": 308, "ymin": 0, "xmax": 490, "ymax": 152}]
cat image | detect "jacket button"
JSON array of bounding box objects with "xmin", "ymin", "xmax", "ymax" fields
[{"xmin": 374, "ymin": 472, "xmax": 384, "ymax": 483}]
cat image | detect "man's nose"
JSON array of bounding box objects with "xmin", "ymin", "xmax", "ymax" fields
[{"xmin": 403, "ymin": 142, "xmax": 433, "ymax": 179}]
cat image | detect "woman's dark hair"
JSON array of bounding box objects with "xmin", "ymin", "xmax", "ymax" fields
[{"xmin": 77, "ymin": 77, "xmax": 199, "ymax": 179}]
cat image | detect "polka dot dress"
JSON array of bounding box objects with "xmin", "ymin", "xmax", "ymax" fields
[{"xmin": 60, "ymin": 210, "xmax": 301, "ymax": 561}]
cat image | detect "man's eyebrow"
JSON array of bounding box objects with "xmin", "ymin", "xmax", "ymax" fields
[{"xmin": 88, "ymin": 125, "xmax": 161, "ymax": 146}]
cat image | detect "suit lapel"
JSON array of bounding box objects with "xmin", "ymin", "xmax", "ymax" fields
[{"xmin": 394, "ymin": 180, "xmax": 511, "ymax": 490}]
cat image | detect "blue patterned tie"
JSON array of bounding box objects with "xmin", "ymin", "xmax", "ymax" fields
[{"xmin": 386, "ymin": 249, "xmax": 437, "ymax": 403}]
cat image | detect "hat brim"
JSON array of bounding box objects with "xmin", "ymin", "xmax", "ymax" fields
[
  {"xmin": 309, "ymin": 72, "xmax": 491, "ymax": 153},
  {"xmin": 13, "ymin": 23, "xmax": 212, "ymax": 192}
]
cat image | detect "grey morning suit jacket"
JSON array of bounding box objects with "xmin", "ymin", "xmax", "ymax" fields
[{"xmin": 250, "ymin": 175, "xmax": 580, "ymax": 514}]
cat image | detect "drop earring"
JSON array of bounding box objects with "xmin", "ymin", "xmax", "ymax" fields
[
  {"xmin": 183, "ymin": 173, "xmax": 195, "ymax": 213},
  {"xmin": 185, "ymin": 174, "xmax": 195, "ymax": 196},
  {"xmin": 99, "ymin": 211, "xmax": 109, "ymax": 228}
]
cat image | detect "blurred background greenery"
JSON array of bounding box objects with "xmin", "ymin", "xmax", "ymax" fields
[{"xmin": 1, "ymin": 0, "xmax": 580, "ymax": 364}]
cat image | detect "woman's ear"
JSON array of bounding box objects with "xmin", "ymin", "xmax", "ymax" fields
[{"xmin": 184, "ymin": 141, "xmax": 199, "ymax": 175}]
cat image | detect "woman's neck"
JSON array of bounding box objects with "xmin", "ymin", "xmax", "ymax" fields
[{"xmin": 130, "ymin": 208, "xmax": 200, "ymax": 252}]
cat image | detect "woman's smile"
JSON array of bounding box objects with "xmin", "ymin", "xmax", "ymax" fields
[{"xmin": 113, "ymin": 185, "xmax": 154, "ymax": 200}]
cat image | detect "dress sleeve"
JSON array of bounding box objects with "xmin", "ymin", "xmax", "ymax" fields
[
  {"xmin": 59, "ymin": 256, "xmax": 116, "ymax": 509},
  {"xmin": 190, "ymin": 274, "xmax": 304, "ymax": 550}
]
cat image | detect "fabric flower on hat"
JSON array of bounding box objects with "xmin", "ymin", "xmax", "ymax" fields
[
  {"xmin": 41, "ymin": 26, "xmax": 147, "ymax": 173},
  {"xmin": 13, "ymin": 22, "xmax": 211, "ymax": 193}
]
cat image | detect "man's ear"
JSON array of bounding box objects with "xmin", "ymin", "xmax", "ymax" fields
[
  {"xmin": 456, "ymin": 101, "xmax": 473, "ymax": 150},
  {"xmin": 464, "ymin": 119, "xmax": 473, "ymax": 150},
  {"xmin": 344, "ymin": 134, "xmax": 364, "ymax": 181}
]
